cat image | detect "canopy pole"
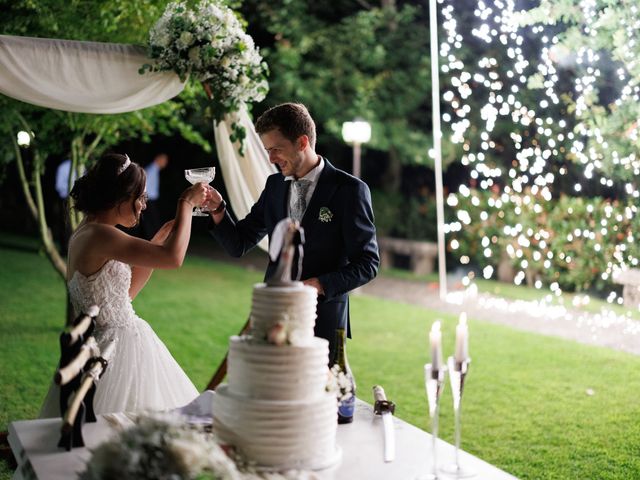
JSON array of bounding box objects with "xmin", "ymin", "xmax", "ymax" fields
[{"xmin": 430, "ymin": 0, "xmax": 447, "ymax": 301}]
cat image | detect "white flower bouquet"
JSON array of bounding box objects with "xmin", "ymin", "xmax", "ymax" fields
[
  {"xmin": 141, "ymin": 0, "xmax": 269, "ymax": 147},
  {"xmin": 79, "ymin": 413, "xmax": 241, "ymax": 480}
]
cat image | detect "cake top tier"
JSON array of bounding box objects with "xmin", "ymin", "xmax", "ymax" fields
[{"xmin": 250, "ymin": 282, "xmax": 318, "ymax": 346}]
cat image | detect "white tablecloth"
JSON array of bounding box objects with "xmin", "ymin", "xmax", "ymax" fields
[{"xmin": 9, "ymin": 399, "xmax": 517, "ymax": 480}]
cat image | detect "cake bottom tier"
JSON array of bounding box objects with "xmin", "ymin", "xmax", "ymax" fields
[{"xmin": 212, "ymin": 385, "xmax": 339, "ymax": 470}]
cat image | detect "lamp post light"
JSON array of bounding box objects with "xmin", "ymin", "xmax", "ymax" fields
[
  {"xmin": 17, "ymin": 130, "xmax": 31, "ymax": 147},
  {"xmin": 342, "ymin": 119, "xmax": 371, "ymax": 178}
]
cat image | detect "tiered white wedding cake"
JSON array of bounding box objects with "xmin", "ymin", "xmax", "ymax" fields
[{"xmin": 212, "ymin": 282, "xmax": 339, "ymax": 470}]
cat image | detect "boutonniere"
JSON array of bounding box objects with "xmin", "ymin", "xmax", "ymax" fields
[{"xmin": 318, "ymin": 207, "xmax": 333, "ymax": 223}]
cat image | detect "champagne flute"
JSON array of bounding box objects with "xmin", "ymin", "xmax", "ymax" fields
[
  {"xmin": 440, "ymin": 356, "xmax": 476, "ymax": 478},
  {"xmin": 184, "ymin": 167, "xmax": 216, "ymax": 217},
  {"xmin": 417, "ymin": 363, "xmax": 446, "ymax": 480}
]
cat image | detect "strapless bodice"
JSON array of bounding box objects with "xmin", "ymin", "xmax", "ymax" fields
[{"xmin": 68, "ymin": 259, "xmax": 137, "ymax": 330}]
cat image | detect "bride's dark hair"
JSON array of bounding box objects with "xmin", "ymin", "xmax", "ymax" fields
[{"xmin": 70, "ymin": 153, "xmax": 146, "ymax": 216}]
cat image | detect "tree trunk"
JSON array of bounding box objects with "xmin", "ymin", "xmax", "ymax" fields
[
  {"xmin": 32, "ymin": 151, "xmax": 67, "ymax": 279},
  {"xmin": 383, "ymin": 145, "xmax": 402, "ymax": 193},
  {"xmin": 70, "ymin": 137, "xmax": 83, "ymax": 230},
  {"xmin": 69, "ymin": 130, "xmax": 102, "ymax": 229}
]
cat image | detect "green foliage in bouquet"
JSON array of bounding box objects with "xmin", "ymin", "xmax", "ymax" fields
[{"xmin": 141, "ymin": 0, "xmax": 269, "ymax": 153}]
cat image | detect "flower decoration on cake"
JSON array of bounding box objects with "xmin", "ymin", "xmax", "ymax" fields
[
  {"xmin": 267, "ymin": 321, "xmax": 287, "ymax": 346},
  {"xmin": 79, "ymin": 412, "xmax": 241, "ymax": 480},
  {"xmin": 327, "ymin": 364, "xmax": 354, "ymax": 403},
  {"xmin": 318, "ymin": 207, "xmax": 333, "ymax": 223},
  {"xmin": 260, "ymin": 311, "xmax": 311, "ymax": 346}
]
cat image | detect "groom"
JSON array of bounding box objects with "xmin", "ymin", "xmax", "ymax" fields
[{"xmin": 205, "ymin": 102, "xmax": 379, "ymax": 364}]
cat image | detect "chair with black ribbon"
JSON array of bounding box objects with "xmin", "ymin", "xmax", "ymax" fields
[{"xmin": 54, "ymin": 306, "xmax": 114, "ymax": 450}]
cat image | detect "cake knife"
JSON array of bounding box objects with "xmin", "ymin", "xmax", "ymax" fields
[{"xmin": 373, "ymin": 385, "xmax": 396, "ymax": 462}]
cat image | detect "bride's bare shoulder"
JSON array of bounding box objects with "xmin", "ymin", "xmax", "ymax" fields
[
  {"xmin": 68, "ymin": 224, "xmax": 124, "ymax": 279},
  {"xmin": 69, "ymin": 224, "xmax": 129, "ymax": 259},
  {"xmin": 74, "ymin": 223, "xmax": 125, "ymax": 241}
]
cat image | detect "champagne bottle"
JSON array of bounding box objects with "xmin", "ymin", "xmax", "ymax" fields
[{"xmin": 334, "ymin": 327, "xmax": 356, "ymax": 424}]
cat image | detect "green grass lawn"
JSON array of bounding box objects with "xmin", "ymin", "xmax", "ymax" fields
[{"xmin": 2, "ymin": 245, "xmax": 640, "ymax": 479}]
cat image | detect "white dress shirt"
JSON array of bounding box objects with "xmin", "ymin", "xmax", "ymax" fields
[{"xmin": 285, "ymin": 157, "xmax": 325, "ymax": 219}]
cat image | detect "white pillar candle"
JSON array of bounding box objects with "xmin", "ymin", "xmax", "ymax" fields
[
  {"xmin": 454, "ymin": 312, "xmax": 469, "ymax": 364},
  {"xmin": 429, "ymin": 320, "xmax": 444, "ymax": 371}
]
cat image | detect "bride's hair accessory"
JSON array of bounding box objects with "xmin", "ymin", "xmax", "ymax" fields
[{"xmin": 117, "ymin": 154, "xmax": 131, "ymax": 175}]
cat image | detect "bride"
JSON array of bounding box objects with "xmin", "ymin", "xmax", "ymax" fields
[{"xmin": 40, "ymin": 153, "xmax": 210, "ymax": 417}]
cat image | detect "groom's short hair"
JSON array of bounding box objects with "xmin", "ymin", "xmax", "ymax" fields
[{"xmin": 256, "ymin": 103, "xmax": 316, "ymax": 149}]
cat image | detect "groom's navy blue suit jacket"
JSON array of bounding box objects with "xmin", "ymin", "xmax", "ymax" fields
[{"xmin": 208, "ymin": 159, "xmax": 379, "ymax": 363}]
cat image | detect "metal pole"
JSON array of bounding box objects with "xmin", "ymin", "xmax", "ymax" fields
[
  {"xmin": 353, "ymin": 142, "xmax": 362, "ymax": 178},
  {"xmin": 430, "ymin": 0, "xmax": 447, "ymax": 300}
]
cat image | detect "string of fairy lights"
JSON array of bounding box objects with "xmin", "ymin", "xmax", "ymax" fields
[{"xmin": 438, "ymin": 0, "xmax": 640, "ymax": 310}]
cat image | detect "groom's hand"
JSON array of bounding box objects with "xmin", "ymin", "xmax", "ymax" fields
[
  {"xmin": 206, "ymin": 187, "xmax": 226, "ymax": 225},
  {"xmin": 303, "ymin": 277, "xmax": 325, "ymax": 296}
]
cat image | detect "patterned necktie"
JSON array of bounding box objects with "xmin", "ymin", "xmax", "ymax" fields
[{"xmin": 291, "ymin": 179, "xmax": 311, "ymax": 222}]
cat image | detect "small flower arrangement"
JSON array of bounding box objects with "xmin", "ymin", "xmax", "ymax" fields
[
  {"xmin": 318, "ymin": 207, "xmax": 333, "ymax": 223},
  {"xmin": 255, "ymin": 312, "xmax": 310, "ymax": 346},
  {"xmin": 141, "ymin": 0, "xmax": 269, "ymax": 151},
  {"xmin": 327, "ymin": 364, "xmax": 354, "ymax": 403},
  {"xmin": 266, "ymin": 321, "xmax": 287, "ymax": 346},
  {"xmin": 79, "ymin": 412, "xmax": 241, "ymax": 480}
]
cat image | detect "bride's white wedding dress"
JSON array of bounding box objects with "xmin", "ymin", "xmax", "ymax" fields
[{"xmin": 39, "ymin": 259, "xmax": 199, "ymax": 417}]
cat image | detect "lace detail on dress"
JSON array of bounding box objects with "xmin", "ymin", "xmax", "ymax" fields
[{"xmin": 68, "ymin": 260, "xmax": 137, "ymax": 330}]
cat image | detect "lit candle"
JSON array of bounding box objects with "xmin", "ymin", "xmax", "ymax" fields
[
  {"xmin": 430, "ymin": 321, "xmax": 444, "ymax": 371},
  {"xmin": 454, "ymin": 313, "xmax": 469, "ymax": 364}
]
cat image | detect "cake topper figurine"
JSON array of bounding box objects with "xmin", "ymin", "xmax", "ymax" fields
[{"xmin": 267, "ymin": 218, "xmax": 305, "ymax": 286}]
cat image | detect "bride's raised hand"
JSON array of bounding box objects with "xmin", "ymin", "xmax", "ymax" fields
[
  {"xmin": 180, "ymin": 182, "xmax": 209, "ymax": 209},
  {"xmin": 151, "ymin": 220, "xmax": 176, "ymax": 245}
]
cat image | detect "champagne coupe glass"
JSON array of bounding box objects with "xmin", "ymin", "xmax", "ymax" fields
[{"xmin": 184, "ymin": 167, "xmax": 215, "ymax": 217}]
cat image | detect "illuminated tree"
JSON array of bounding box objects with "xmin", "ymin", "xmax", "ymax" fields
[{"xmin": 441, "ymin": 0, "xmax": 640, "ymax": 298}]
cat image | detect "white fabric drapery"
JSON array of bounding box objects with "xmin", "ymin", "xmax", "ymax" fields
[
  {"xmin": 214, "ymin": 109, "xmax": 277, "ymax": 251},
  {"xmin": 0, "ymin": 34, "xmax": 274, "ymax": 250},
  {"xmin": 0, "ymin": 34, "xmax": 184, "ymax": 113}
]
